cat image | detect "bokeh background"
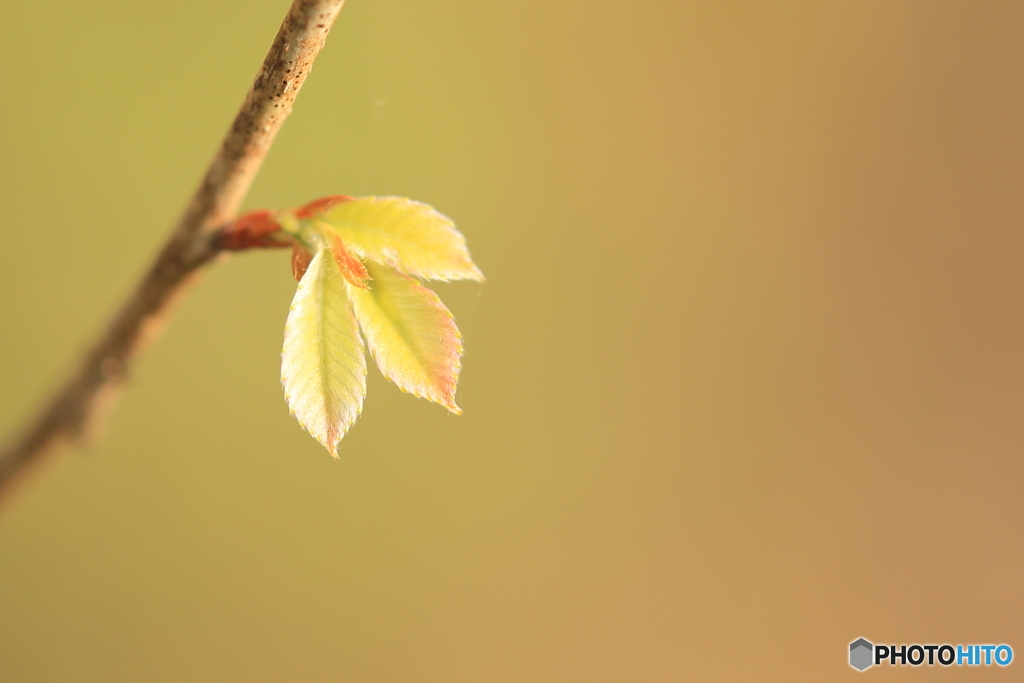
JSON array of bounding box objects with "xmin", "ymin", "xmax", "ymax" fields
[{"xmin": 1, "ymin": 0, "xmax": 1023, "ymax": 680}]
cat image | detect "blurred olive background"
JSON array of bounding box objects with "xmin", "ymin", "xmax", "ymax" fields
[{"xmin": 1, "ymin": 0, "xmax": 1023, "ymax": 680}]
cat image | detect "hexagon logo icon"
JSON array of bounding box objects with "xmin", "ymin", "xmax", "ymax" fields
[{"xmin": 850, "ymin": 638, "xmax": 873, "ymax": 671}]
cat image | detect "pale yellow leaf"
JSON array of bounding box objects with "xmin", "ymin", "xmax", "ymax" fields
[
  {"xmin": 314, "ymin": 197, "xmax": 484, "ymax": 282},
  {"xmin": 281, "ymin": 248, "xmax": 367, "ymax": 456},
  {"xmin": 349, "ymin": 262, "xmax": 464, "ymax": 413}
]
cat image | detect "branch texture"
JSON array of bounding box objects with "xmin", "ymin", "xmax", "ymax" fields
[{"xmin": 0, "ymin": 0, "xmax": 346, "ymax": 503}]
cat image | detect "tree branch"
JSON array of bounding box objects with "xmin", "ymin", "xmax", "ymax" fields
[{"xmin": 0, "ymin": 0, "xmax": 346, "ymax": 504}]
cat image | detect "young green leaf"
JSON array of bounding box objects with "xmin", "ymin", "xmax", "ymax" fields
[
  {"xmin": 275, "ymin": 194, "xmax": 483, "ymax": 454},
  {"xmin": 348, "ymin": 262, "xmax": 465, "ymax": 414},
  {"xmin": 281, "ymin": 248, "xmax": 367, "ymax": 456},
  {"xmin": 311, "ymin": 197, "xmax": 485, "ymax": 282}
]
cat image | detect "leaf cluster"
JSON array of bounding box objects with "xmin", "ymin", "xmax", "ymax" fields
[{"xmin": 224, "ymin": 196, "xmax": 483, "ymax": 456}]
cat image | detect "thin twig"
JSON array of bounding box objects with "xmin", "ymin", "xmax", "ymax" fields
[{"xmin": 0, "ymin": 0, "xmax": 346, "ymax": 504}]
